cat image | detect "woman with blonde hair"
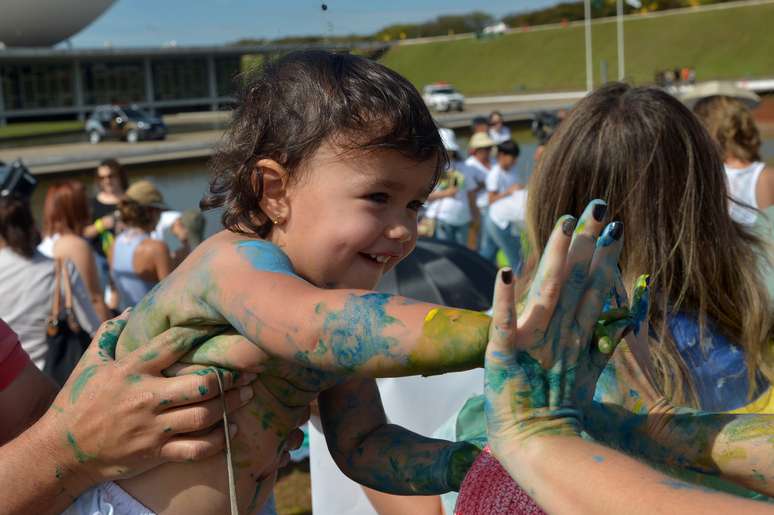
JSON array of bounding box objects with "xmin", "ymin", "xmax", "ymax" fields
[
  {"xmin": 39, "ymin": 181, "xmax": 111, "ymax": 321},
  {"xmin": 694, "ymin": 95, "xmax": 774, "ymax": 225}
]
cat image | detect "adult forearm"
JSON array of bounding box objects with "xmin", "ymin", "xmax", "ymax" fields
[
  {"xmin": 494, "ymin": 435, "xmax": 773, "ymax": 515},
  {"xmin": 588, "ymin": 401, "xmax": 774, "ymax": 497},
  {"xmin": 0, "ymin": 416, "xmax": 92, "ymax": 515}
]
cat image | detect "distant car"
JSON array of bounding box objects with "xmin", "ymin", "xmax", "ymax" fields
[
  {"xmin": 423, "ymin": 83, "xmax": 465, "ymax": 112},
  {"xmin": 85, "ymin": 105, "xmax": 167, "ymax": 144}
]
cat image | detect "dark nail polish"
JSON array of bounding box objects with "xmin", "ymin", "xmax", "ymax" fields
[
  {"xmin": 610, "ymin": 221, "xmax": 623, "ymax": 240},
  {"xmin": 592, "ymin": 203, "xmax": 607, "ymax": 222},
  {"xmin": 501, "ymin": 268, "xmax": 513, "ymax": 285},
  {"xmin": 561, "ymin": 217, "xmax": 577, "ymax": 236}
]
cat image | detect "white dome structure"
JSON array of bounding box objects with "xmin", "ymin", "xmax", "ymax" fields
[{"xmin": 0, "ymin": 0, "xmax": 116, "ymax": 47}]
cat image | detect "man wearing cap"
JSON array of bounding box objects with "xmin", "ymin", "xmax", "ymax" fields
[
  {"xmin": 465, "ymin": 132, "xmax": 495, "ymax": 251},
  {"xmin": 426, "ymin": 128, "xmax": 480, "ymax": 246},
  {"xmin": 111, "ymin": 180, "xmax": 173, "ymax": 311}
]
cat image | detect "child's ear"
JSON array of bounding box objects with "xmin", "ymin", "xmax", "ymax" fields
[{"xmin": 254, "ymin": 159, "xmax": 290, "ymax": 225}]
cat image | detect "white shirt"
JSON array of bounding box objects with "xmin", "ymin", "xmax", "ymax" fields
[
  {"xmin": 489, "ymin": 189, "xmax": 528, "ymax": 230},
  {"xmin": 486, "ymin": 164, "xmax": 520, "ymax": 195},
  {"xmin": 433, "ymin": 162, "xmax": 478, "ymax": 226},
  {"xmin": 725, "ymin": 162, "xmax": 765, "ymax": 225},
  {"xmin": 489, "ymin": 125, "xmax": 511, "ymax": 145},
  {"xmin": 465, "ymin": 155, "xmax": 491, "ymax": 210}
]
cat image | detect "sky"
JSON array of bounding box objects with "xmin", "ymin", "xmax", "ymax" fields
[{"xmin": 69, "ymin": 0, "xmax": 561, "ymax": 48}]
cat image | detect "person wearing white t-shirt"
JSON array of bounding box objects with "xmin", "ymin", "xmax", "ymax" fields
[
  {"xmin": 488, "ymin": 110, "xmax": 512, "ymax": 145},
  {"xmin": 428, "ymin": 129, "xmax": 478, "ymax": 246},
  {"xmin": 693, "ymin": 95, "xmax": 774, "ymax": 225},
  {"xmin": 480, "ymin": 140, "xmax": 523, "ymax": 262},
  {"xmin": 486, "ymin": 189, "xmax": 527, "ymax": 274},
  {"xmin": 465, "ymin": 132, "xmax": 494, "ymax": 249}
]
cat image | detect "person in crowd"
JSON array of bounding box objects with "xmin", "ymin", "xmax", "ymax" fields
[
  {"xmin": 111, "ymin": 180, "xmax": 174, "ymax": 311},
  {"xmin": 0, "ymin": 165, "xmax": 100, "ymax": 370},
  {"xmin": 693, "ymin": 95, "xmax": 774, "ymax": 225},
  {"xmin": 487, "ymin": 110, "xmax": 511, "ymax": 145},
  {"xmin": 38, "ymin": 181, "xmax": 111, "ymax": 321},
  {"xmin": 427, "ymin": 128, "xmax": 479, "ymax": 246},
  {"xmin": 448, "ymin": 82, "xmax": 774, "ymax": 513},
  {"xmin": 83, "ymin": 159, "xmax": 127, "ymax": 259},
  {"xmin": 471, "ymin": 115, "xmax": 489, "ymax": 136},
  {"xmin": 478, "ymin": 265, "xmax": 774, "ymax": 515},
  {"xmin": 465, "ymin": 132, "xmax": 495, "ymax": 251},
  {"xmin": 172, "ymin": 209, "xmax": 206, "ymax": 254},
  {"xmin": 480, "ymin": 140, "xmax": 526, "ymax": 270},
  {"xmin": 0, "ymin": 311, "xmax": 269, "ymax": 515}
]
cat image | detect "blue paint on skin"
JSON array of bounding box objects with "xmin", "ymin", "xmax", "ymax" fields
[
  {"xmin": 236, "ymin": 240, "xmax": 296, "ymax": 276},
  {"xmin": 596, "ymin": 223, "xmax": 619, "ymax": 248},
  {"xmin": 317, "ymin": 293, "xmax": 401, "ymax": 371},
  {"xmin": 592, "ymin": 455, "xmax": 605, "ymax": 463}
]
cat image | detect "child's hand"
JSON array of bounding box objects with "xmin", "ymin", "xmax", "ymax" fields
[{"xmin": 485, "ymin": 200, "xmax": 624, "ymax": 458}]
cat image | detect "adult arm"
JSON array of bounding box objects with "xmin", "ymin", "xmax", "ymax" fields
[
  {"xmin": 484, "ymin": 252, "xmax": 773, "ymax": 514},
  {"xmin": 320, "ymin": 378, "xmax": 479, "ymax": 495},
  {"xmin": 0, "ymin": 314, "xmax": 256, "ymax": 515},
  {"xmin": 0, "ymin": 361, "xmax": 57, "ymax": 444}
]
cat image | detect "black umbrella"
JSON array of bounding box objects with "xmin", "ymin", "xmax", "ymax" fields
[{"xmin": 377, "ymin": 237, "xmax": 497, "ymax": 311}]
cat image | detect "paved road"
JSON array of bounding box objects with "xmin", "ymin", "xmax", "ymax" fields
[{"xmin": 0, "ymin": 98, "xmax": 575, "ymax": 175}]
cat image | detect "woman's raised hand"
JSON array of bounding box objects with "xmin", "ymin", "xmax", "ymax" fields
[{"xmin": 485, "ymin": 200, "xmax": 625, "ymax": 455}]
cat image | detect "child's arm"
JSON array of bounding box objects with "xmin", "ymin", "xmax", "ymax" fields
[
  {"xmin": 201, "ymin": 240, "xmax": 491, "ymax": 378},
  {"xmin": 319, "ymin": 378, "xmax": 480, "ymax": 494}
]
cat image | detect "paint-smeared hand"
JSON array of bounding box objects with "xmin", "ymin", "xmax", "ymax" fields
[
  {"xmin": 485, "ymin": 200, "xmax": 625, "ymax": 457},
  {"xmin": 37, "ymin": 312, "xmax": 258, "ymax": 492}
]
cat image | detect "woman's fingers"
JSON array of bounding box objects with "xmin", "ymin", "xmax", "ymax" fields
[
  {"xmin": 521, "ymin": 215, "xmax": 576, "ymax": 334},
  {"xmin": 488, "ymin": 268, "xmax": 517, "ymax": 356},
  {"xmin": 157, "ymin": 385, "xmax": 253, "ymax": 434},
  {"xmin": 158, "ymin": 424, "xmax": 238, "ymax": 463},
  {"xmin": 89, "ymin": 312, "xmax": 130, "ymax": 361},
  {"xmin": 554, "ymin": 200, "xmax": 608, "ymax": 330},
  {"xmin": 150, "ymin": 368, "xmax": 256, "ymax": 410},
  {"xmin": 575, "ymin": 222, "xmax": 625, "ymax": 356}
]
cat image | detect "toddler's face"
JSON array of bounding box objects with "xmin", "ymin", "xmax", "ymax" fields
[{"xmin": 276, "ymin": 142, "xmax": 436, "ymax": 290}]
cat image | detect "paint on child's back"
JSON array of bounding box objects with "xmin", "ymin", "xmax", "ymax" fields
[{"xmin": 236, "ymin": 240, "xmax": 296, "ymax": 276}]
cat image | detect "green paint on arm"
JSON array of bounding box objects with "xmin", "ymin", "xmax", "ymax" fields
[
  {"xmin": 66, "ymin": 432, "xmax": 95, "ymax": 463},
  {"xmin": 69, "ymin": 365, "xmax": 98, "ymax": 404}
]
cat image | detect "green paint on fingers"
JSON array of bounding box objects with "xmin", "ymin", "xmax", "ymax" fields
[
  {"xmin": 70, "ymin": 365, "xmax": 98, "ymax": 404},
  {"xmin": 126, "ymin": 374, "xmax": 142, "ymax": 384},
  {"xmin": 198, "ymin": 385, "xmax": 209, "ymax": 396},
  {"xmin": 140, "ymin": 350, "xmax": 159, "ymax": 361}
]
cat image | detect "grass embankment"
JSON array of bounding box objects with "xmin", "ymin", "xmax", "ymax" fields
[
  {"xmin": 0, "ymin": 120, "xmax": 83, "ymax": 140},
  {"xmin": 380, "ymin": 2, "xmax": 774, "ymax": 95}
]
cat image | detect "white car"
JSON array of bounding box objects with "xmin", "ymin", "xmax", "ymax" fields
[{"xmin": 423, "ymin": 84, "xmax": 465, "ymax": 112}]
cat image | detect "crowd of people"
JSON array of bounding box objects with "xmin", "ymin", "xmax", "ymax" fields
[{"xmin": 0, "ymin": 49, "xmax": 773, "ymax": 515}]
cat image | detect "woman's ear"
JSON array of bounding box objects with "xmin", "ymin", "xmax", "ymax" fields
[{"xmin": 254, "ymin": 159, "xmax": 290, "ymax": 225}]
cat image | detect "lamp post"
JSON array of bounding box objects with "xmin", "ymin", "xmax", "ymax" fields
[
  {"xmin": 584, "ymin": 0, "xmax": 593, "ymax": 92},
  {"xmin": 617, "ymin": 0, "xmax": 625, "ymax": 80}
]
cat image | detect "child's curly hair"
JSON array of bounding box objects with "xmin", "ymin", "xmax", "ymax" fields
[
  {"xmin": 202, "ymin": 50, "xmax": 446, "ymax": 237},
  {"xmin": 693, "ymin": 95, "xmax": 762, "ymax": 163}
]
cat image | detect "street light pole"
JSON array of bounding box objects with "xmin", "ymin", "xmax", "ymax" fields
[
  {"xmin": 584, "ymin": 0, "xmax": 593, "ymax": 92},
  {"xmin": 617, "ymin": 0, "xmax": 625, "ymax": 80}
]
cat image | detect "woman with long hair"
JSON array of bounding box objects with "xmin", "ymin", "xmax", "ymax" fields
[
  {"xmin": 39, "ymin": 181, "xmax": 110, "ymax": 321},
  {"xmin": 0, "ymin": 174, "xmax": 99, "ymax": 369},
  {"xmin": 448, "ymin": 83, "xmax": 774, "ymax": 513}
]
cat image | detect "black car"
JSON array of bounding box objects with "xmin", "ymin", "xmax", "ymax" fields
[{"xmin": 85, "ymin": 105, "xmax": 167, "ymax": 144}]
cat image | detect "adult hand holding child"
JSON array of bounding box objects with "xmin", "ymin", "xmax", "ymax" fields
[{"xmin": 0, "ymin": 311, "xmax": 258, "ymax": 515}]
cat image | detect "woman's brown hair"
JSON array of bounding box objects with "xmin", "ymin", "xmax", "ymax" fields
[
  {"xmin": 0, "ymin": 197, "xmax": 39, "ymax": 258},
  {"xmin": 118, "ymin": 200, "xmax": 158, "ymax": 232},
  {"xmin": 43, "ymin": 181, "xmax": 91, "ymax": 236},
  {"xmin": 526, "ymin": 83, "xmax": 772, "ymax": 405},
  {"xmin": 693, "ymin": 95, "xmax": 762, "ymax": 163}
]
